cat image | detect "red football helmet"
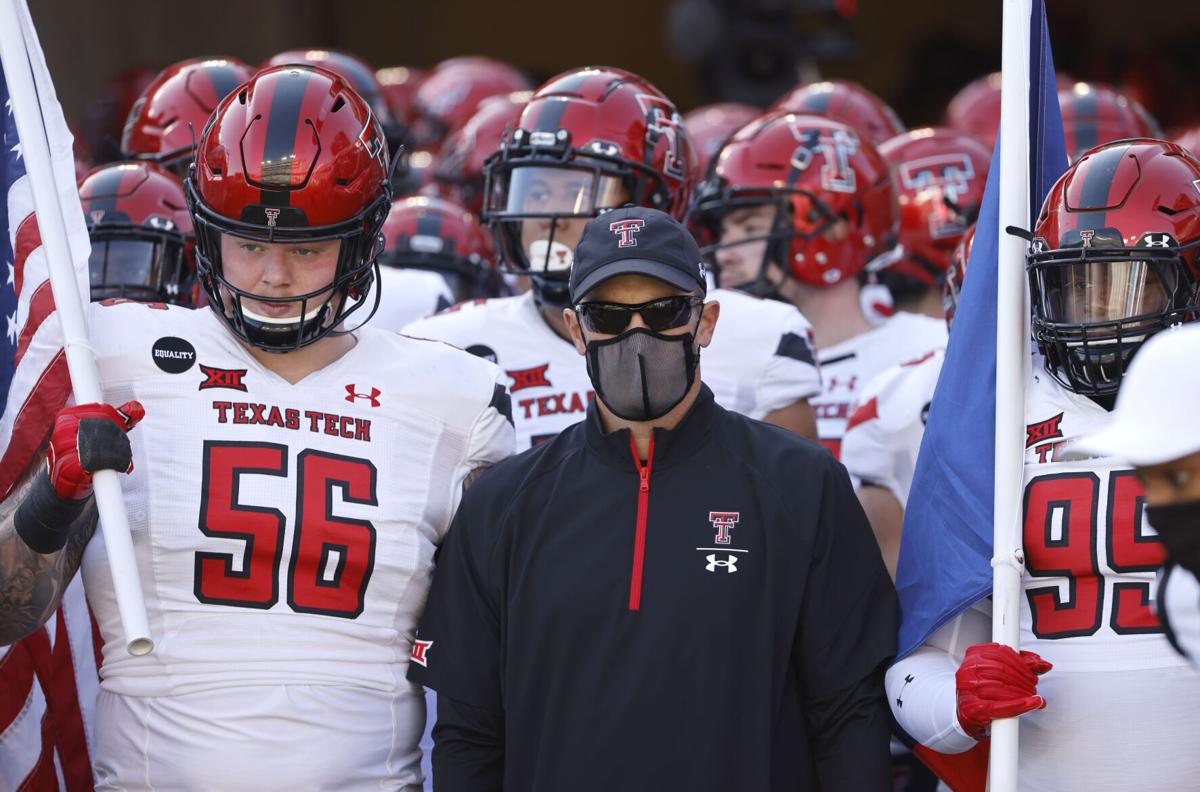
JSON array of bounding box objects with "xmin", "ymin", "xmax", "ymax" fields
[
  {"xmin": 80, "ymin": 162, "xmax": 196, "ymax": 305},
  {"xmin": 683, "ymin": 103, "xmax": 760, "ymax": 175},
  {"xmin": 376, "ymin": 65, "xmax": 428, "ymax": 129},
  {"xmin": 689, "ymin": 111, "xmax": 897, "ymax": 293},
  {"xmin": 433, "ymin": 92, "xmax": 529, "ymax": 216},
  {"xmin": 413, "ymin": 57, "xmax": 530, "ymax": 148},
  {"xmin": 380, "ymin": 196, "xmax": 500, "ymax": 301},
  {"xmin": 265, "ymin": 49, "xmax": 407, "ymax": 158},
  {"xmin": 1059, "ymin": 83, "xmax": 1161, "ymax": 163},
  {"xmin": 944, "ymin": 222, "xmax": 975, "ymax": 326},
  {"xmin": 1175, "ymin": 127, "xmax": 1200, "ymax": 158},
  {"xmin": 483, "ymin": 66, "xmax": 696, "ymax": 307},
  {"xmin": 1028, "ymin": 139, "xmax": 1200, "ymax": 400},
  {"xmin": 945, "ymin": 72, "xmax": 1003, "ymax": 150},
  {"xmin": 877, "ymin": 127, "xmax": 990, "ymax": 298},
  {"xmin": 771, "ymin": 81, "xmax": 904, "ymax": 146},
  {"xmin": 120, "ymin": 57, "xmax": 253, "ymax": 175},
  {"xmin": 184, "ymin": 65, "xmax": 391, "ymax": 352}
]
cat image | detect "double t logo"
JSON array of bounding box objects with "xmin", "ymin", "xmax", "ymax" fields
[
  {"xmin": 609, "ymin": 218, "xmax": 645, "ymax": 248},
  {"xmin": 708, "ymin": 511, "xmax": 740, "ymax": 545}
]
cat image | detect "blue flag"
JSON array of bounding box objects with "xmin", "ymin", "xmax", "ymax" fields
[
  {"xmin": 895, "ymin": 0, "xmax": 1068, "ymax": 658},
  {"xmin": 0, "ymin": 62, "xmax": 23, "ymax": 409}
]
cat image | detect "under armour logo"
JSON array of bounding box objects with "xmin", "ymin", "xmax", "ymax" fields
[
  {"xmin": 705, "ymin": 554, "xmax": 738, "ymax": 573},
  {"xmin": 896, "ymin": 673, "xmax": 915, "ymax": 708},
  {"xmin": 410, "ymin": 639, "xmax": 432, "ymax": 667},
  {"xmin": 1142, "ymin": 233, "xmax": 1173, "ymax": 248},
  {"xmin": 609, "ymin": 218, "xmax": 645, "ymax": 248},
  {"xmin": 264, "ymin": 208, "xmax": 281, "ymax": 228},
  {"xmin": 345, "ymin": 384, "xmax": 382, "ymax": 407},
  {"xmin": 708, "ymin": 511, "xmax": 740, "ymax": 545}
]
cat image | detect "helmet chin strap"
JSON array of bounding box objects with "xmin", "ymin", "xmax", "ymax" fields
[{"xmin": 530, "ymin": 274, "xmax": 572, "ymax": 311}]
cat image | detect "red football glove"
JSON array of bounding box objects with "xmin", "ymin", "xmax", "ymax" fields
[
  {"xmin": 956, "ymin": 642, "xmax": 1053, "ymax": 740},
  {"xmin": 46, "ymin": 401, "xmax": 145, "ymax": 500}
]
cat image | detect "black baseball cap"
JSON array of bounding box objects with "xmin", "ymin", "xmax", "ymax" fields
[{"xmin": 569, "ymin": 206, "xmax": 707, "ymax": 303}]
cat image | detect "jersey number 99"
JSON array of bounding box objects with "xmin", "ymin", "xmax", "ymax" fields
[{"xmin": 1023, "ymin": 471, "xmax": 1163, "ymax": 640}]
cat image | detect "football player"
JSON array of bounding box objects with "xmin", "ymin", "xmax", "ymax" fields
[
  {"xmin": 79, "ymin": 161, "xmax": 198, "ymax": 306},
  {"xmin": 886, "ymin": 139, "xmax": 1200, "ymax": 791},
  {"xmin": 404, "ymin": 66, "xmax": 822, "ymax": 449},
  {"xmin": 121, "ymin": 57, "xmax": 253, "ymax": 177},
  {"xmin": 0, "ymin": 65, "xmax": 513, "ymax": 790},
  {"xmin": 690, "ymin": 111, "xmax": 948, "ymax": 458},
  {"xmin": 876, "ymin": 128, "xmax": 989, "ymax": 319},
  {"xmin": 371, "ymin": 196, "xmax": 502, "ymax": 331},
  {"xmin": 1059, "ymin": 82, "xmax": 1161, "ymax": 163},
  {"xmin": 840, "ymin": 226, "xmax": 973, "ymax": 577}
]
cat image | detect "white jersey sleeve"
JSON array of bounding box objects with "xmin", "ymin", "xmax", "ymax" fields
[
  {"xmin": 403, "ymin": 294, "xmax": 595, "ymax": 451},
  {"xmin": 814, "ymin": 311, "xmax": 947, "ymax": 457},
  {"xmin": 886, "ymin": 600, "xmax": 990, "ymax": 754},
  {"xmin": 369, "ymin": 267, "xmax": 454, "ymax": 332},
  {"xmin": 841, "ymin": 349, "xmax": 943, "ymax": 503},
  {"xmin": 446, "ymin": 369, "xmax": 515, "ymax": 524},
  {"xmin": 702, "ymin": 288, "xmax": 820, "ymax": 420}
]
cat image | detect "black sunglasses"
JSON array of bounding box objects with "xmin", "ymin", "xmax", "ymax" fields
[{"xmin": 575, "ymin": 295, "xmax": 704, "ymax": 335}]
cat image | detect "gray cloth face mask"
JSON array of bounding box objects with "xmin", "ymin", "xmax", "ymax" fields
[{"xmin": 584, "ymin": 327, "xmax": 698, "ymax": 422}]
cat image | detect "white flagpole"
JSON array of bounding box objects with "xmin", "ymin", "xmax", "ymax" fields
[
  {"xmin": 0, "ymin": 0, "xmax": 153, "ymax": 655},
  {"xmin": 991, "ymin": 0, "xmax": 1033, "ymax": 787}
]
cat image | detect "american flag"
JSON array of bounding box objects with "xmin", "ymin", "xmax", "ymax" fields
[{"xmin": 0, "ymin": 1, "xmax": 100, "ymax": 788}]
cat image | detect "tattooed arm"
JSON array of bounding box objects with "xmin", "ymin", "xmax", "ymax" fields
[{"xmin": 0, "ymin": 454, "xmax": 98, "ymax": 646}]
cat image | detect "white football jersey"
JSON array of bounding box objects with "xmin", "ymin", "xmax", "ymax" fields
[
  {"xmin": 702, "ymin": 288, "xmax": 821, "ymax": 419},
  {"xmin": 841, "ymin": 348, "xmax": 943, "ymax": 503},
  {"xmin": 813, "ymin": 311, "xmax": 947, "ymax": 458},
  {"xmin": 368, "ymin": 266, "xmax": 453, "ymax": 332},
  {"xmin": 402, "ymin": 289, "xmax": 821, "ymax": 451},
  {"xmin": 1010, "ymin": 358, "xmax": 1200, "ymax": 790},
  {"xmin": 68, "ymin": 300, "xmax": 513, "ymax": 789}
]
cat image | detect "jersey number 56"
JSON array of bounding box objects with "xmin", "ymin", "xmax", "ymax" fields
[{"xmin": 194, "ymin": 441, "xmax": 377, "ymax": 619}]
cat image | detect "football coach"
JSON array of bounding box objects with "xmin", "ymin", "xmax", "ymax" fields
[{"xmin": 409, "ymin": 206, "xmax": 898, "ymax": 791}]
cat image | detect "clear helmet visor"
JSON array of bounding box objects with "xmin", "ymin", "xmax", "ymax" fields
[
  {"xmin": 88, "ymin": 236, "xmax": 183, "ymax": 300},
  {"xmin": 1038, "ymin": 258, "xmax": 1179, "ymax": 326},
  {"xmin": 489, "ymin": 165, "xmax": 627, "ymax": 275}
]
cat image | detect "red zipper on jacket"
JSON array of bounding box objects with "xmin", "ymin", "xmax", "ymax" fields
[{"xmin": 627, "ymin": 433, "xmax": 655, "ymax": 611}]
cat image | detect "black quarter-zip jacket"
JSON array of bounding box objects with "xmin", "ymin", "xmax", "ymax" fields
[{"xmin": 409, "ymin": 385, "xmax": 897, "ymax": 791}]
